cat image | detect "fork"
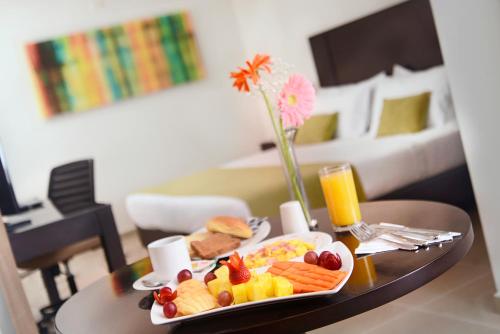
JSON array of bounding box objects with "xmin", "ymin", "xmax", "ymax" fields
[
  {"xmin": 350, "ymin": 222, "xmax": 419, "ymax": 251},
  {"xmin": 349, "ymin": 222, "xmax": 377, "ymax": 241}
]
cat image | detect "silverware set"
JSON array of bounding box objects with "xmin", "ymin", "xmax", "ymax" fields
[{"xmin": 350, "ymin": 221, "xmax": 461, "ymax": 251}]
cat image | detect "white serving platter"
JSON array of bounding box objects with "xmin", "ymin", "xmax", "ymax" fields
[{"xmin": 150, "ymin": 239, "xmax": 353, "ymax": 325}]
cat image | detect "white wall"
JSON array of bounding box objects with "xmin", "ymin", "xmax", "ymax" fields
[
  {"xmin": 0, "ymin": 0, "xmax": 268, "ymax": 232},
  {"xmin": 431, "ymin": 0, "xmax": 500, "ymax": 294},
  {"xmin": 232, "ymin": 0, "xmax": 405, "ymax": 86},
  {"xmin": 0, "ymin": 0, "xmax": 409, "ymax": 233}
]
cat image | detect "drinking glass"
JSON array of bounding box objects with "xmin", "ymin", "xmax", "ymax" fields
[{"xmin": 319, "ymin": 163, "xmax": 362, "ymax": 232}]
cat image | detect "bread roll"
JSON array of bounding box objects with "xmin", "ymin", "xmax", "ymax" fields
[{"xmin": 206, "ymin": 216, "xmax": 253, "ymax": 239}]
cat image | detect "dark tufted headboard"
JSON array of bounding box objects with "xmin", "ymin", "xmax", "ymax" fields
[{"xmin": 309, "ymin": 0, "xmax": 443, "ymax": 87}]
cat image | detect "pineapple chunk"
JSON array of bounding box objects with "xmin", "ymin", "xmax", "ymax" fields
[
  {"xmin": 231, "ymin": 283, "xmax": 248, "ymax": 304},
  {"xmin": 214, "ymin": 265, "xmax": 229, "ymax": 282},
  {"xmin": 207, "ymin": 278, "xmax": 221, "ymax": 296},
  {"xmin": 246, "ymin": 280, "xmax": 267, "ymax": 301},
  {"xmin": 257, "ymin": 273, "xmax": 273, "ymax": 297},
  {"xmin": 272, "ymin": 276, "xmax": 294, "ymax": 297},
  {"xmin": 207, "ymin": 278, "xmax": 232, "ymax": 297}
]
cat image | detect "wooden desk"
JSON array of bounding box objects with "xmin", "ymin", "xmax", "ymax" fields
[
  {"xmin": 6, "ymin": 202, "xmax": 126, "ymax": 302},
  {"xmin": 55, "ymin": 200, "xmax": 473, "ymax": 334}
]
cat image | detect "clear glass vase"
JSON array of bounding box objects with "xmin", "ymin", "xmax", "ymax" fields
[{"xmin": 276, "ymin": 127, "xmax": 317, "ymax": 230}]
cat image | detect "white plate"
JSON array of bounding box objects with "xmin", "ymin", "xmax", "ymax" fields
[
  {"xmin": 150, "ymin": 240, "xmax": 353, "ymax": 325},
  {"xmin": 191, "ymin": 218, "xmax": 271, "ymax": 259},
  {"xmin": 133, "ymin": 272, "xmax": 170, "ymax": 291}
]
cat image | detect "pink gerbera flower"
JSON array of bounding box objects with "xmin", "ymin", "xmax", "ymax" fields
[{"xmin": 277, "ymin": 74, "xmax": 315, "ymax": 128}]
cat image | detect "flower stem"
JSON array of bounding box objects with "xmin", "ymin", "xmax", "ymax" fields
[{"xmin": 259, "ymin": 88, "xmax": 311, "ymax": 224}]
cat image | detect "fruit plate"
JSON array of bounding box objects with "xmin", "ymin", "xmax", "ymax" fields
[
  {"xmin": 190, "ymin": 217, "xmax": 271, "ymax": 259},
  {"xmin": 150, "ymin": 240, "xmax": 353, "ymax": 325}
]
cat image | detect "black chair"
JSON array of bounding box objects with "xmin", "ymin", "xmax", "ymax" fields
[
  {"xmin": 48, "ymin": 160, "xmax": 96, "ymax": 214},
  {"xmin": 18, "ymin": 159, "xmax": 101, "ymax": 322}
]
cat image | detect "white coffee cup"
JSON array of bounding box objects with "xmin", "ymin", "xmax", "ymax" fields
[
  {"xmin": 280, "ymin": 201, "xmax": 310, "ymax": 234},
  {"xmin": 147, "ymin": 236, "xmax": 192, "ymax": 280}
]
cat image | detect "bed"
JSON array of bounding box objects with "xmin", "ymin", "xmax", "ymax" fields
[
  {"xmin": 128, "ymin": 0, "xmax": 475, "ymax": 246},
  {"xmin": 224, "ymin": 122, "xmax": 465, "ymax": 201}
]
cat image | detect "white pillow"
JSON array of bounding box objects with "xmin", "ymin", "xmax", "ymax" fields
[
  {"xmin": 392, "ymin": 64, "xmax": 455, "ymax": 122},
  {"xmin": 369, "ymin": 65, "xmax": 454, "ymax": 137},
  {"xmin": 392, "ymin": 64, "xmax": 413, "ymax": 76},
  {"xmin": 315, "ymin": 72, "xmax": 387, "ymax": 138}
]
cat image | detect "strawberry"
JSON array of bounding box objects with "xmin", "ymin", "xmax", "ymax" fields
[{"xmin": 220, "ymin": 252, "xmax": 251, "ymax": 285}]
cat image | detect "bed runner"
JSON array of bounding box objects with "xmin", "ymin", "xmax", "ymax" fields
[{"xmin": 142, "ymin": 164, "xmax": 365, "ymax": 218}]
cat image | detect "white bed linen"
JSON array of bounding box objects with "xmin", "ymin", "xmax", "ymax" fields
[
  {"xmin": 409, "ymin": 122, "xmax": 465, "ymax": 178},
  {"xmin": 222, "ymin": 123, "xmax": 465, "ymax": 199},
  {"xmin": 126, "ymin": 194, "xmax": 251, "ymax": 233}
]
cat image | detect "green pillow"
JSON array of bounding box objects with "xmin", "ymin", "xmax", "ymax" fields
[
  {"xmin": 376, "ymin": 92, "xmax": 431, "ymax": 137},
  {"xmin": 295, "ymin": 113, "xmax": 338, "ymax": 145}
]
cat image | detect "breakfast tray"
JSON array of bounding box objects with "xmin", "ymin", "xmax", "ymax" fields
[{"xmin": 150, "ymin": 236, "xmax": 353, "ymax": 325}]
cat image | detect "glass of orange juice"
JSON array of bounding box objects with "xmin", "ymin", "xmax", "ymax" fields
[{"xmin": 319, "ymin": 163, "xmax": 361, "ymax": 231}]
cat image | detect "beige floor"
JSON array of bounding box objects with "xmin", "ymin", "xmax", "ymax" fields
[{"xmin": 21, "ymin": 212, "xmax": 499, "ymax": 333}]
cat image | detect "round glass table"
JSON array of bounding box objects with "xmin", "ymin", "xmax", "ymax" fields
[{"xmin": 55, "ymin": 200, "xmax": 473, "ymax": 334}]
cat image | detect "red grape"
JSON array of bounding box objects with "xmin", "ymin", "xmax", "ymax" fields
[
  {"xmin": 217, "ymin": 290, "xmax": 233, "ymax": 307},
  {"xmin": 204, "ymin": 272, "xmax": 217, "ymax": 285},
  {"xmin": 304, "ymin": 251, "xmax": 318, "ymax": 265},
  {"xmin": 321, "ymin": 253, "xmax": 342, "ymax": 270},
  {"xmin": 332, "ymin": 253, "xmax": 343, "ymax": 269},
  {"xmin": 159, "ymin": 287, "xmax": 177, "ymax": 302},
  {"xmin": 177, "ymin": 269, "xmax": 192, "ymax": 283},
  {"xmin": 318, "ymin": 251, "xmax": 332, "ymax": 267},
  {"xmin": 163, "ymin": 302, "xmax": 177, "ymax": 318}
]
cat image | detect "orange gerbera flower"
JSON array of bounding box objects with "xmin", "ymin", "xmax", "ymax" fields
[
  {"xmin": 230, "ymin": 54, "xmax": 272, "ymax": 92},
  {"xmin": 246, "ymin": 54, "xmax": 272, "ymax": 84},
  {"xmin": 230, "ymin": 68, "xmax": 251, "ymax": 92}
]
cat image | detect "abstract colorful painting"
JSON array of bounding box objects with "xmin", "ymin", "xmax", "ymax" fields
[{"xmin": 25, "ymin": 12, "xmax": 204, "ymax": 118}]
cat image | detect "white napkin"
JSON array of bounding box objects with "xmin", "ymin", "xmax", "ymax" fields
[{"xmin": 355, "ymin": 236, "xmax": 400, "ymax": 255}]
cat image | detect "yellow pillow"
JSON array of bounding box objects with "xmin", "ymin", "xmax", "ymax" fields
[
  {"xmin": 376, "ymin": 92, "xmax": 431, "ymax": 137},
  {"xmin": 295, "ymin": 113, "xmax": 338, "ymax": 145}
]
